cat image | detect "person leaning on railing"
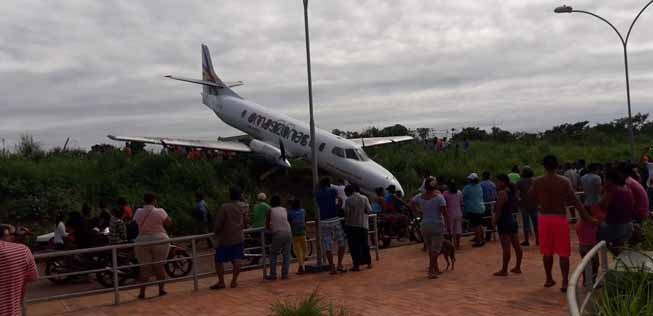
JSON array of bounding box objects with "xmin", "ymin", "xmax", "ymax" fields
[{"xmin": 133, "ymin": 192, "xmax": 172, "ymax": 299}]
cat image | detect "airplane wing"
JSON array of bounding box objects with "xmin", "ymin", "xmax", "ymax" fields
[
  {"xmin": 348, "ymin": 135, "xmax": 414, "ymax": 148},
  {"xmin": 107, "ymin": 135, "xmax": 252, "ymax": 152}
]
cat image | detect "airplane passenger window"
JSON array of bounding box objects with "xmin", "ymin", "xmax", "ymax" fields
[
  {"xmin": 345, "ymin": 148, "xmax": 359, "ymax": 160},
  {"xmin": 319, "ymin": 143, "xmax": 326, "ymax": 152},
  {"xmin": 331, "ymin": 147, "xmax": 345, "ymax": 158},
  {"xmin": 356, "ymin": 149, "xmax": 369, "ymax": 161}
]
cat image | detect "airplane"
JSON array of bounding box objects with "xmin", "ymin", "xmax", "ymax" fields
[{"xmin": 109, "ymin": 44, "xmax": 412, "ymax": 195}]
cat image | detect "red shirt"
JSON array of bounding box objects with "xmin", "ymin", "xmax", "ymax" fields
[
  {"xmin": 626, "ymin": 177, "xmax": 649, "ymax": 220},
  {"xmin": 0, "ymin": 241, "xmax": 39, "ymax": 316},
  {"xmin": 122, "ymin": 206, "xmax": 133, "ymax": 221}
]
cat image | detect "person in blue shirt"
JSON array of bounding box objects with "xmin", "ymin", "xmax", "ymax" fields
[
  {"xmin": 287, "ymin": 198, "xmax": 307, "ymax": 274},
  {"xmin": 314, "ymin": 177, "xmax": 345, "ymax": 274},
  {"xmin": 463, "ymin": 173, "xmax": 486, "ymax": 247},
  {"xmin": 194, "ymin": 193, "xmax": 214, "ymax": 248}
]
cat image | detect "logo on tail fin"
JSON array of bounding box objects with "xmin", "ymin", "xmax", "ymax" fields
[{"xmin": 202, "ymin": 44, "xmax": 219, "ymax": 83}]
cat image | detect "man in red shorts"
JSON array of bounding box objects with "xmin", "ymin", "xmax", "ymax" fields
[{"xmin": 529, "ymin": 155, "xmax": 594, "ymax": 292}]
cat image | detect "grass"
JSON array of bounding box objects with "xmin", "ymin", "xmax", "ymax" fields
[{"xmin": 270, "ymin": 288, "xmax": 351, "ymax": 316}]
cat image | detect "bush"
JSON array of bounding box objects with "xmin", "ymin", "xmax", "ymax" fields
[{"xmin": 270, "ymin": 289, "xmax": 351, "ymax": 316}]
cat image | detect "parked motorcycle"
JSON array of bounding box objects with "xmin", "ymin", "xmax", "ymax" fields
[
  {"xmin": 44, "ymin": 243, "xmax": 192, "ymax": 288},
  {"xmin": 377, "ymin": 210, "xmax": 422, "ymax": 249}
]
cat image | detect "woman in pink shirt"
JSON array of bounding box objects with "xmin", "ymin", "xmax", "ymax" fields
[
  {"xmin": 443, "ymin": 180, "xmax": 463, "ymax": 249},
  {"xmin": 133, "ymin": 192, "xmax": 172, "ymax": 299}
]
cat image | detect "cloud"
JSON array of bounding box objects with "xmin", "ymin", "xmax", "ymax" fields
[{"xmin": 1, "ymin": 0, "xmax": 652, "ymax": 149}]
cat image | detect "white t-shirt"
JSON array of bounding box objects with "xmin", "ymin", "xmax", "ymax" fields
[
  {"xmin": 332, "ymin": 184, "xmax": 347, "ymax": 205},
  {"xmin": 268, "ymin": 206, "xmax": 291, "ymax": 233},
  {"xmin": 53, "ymin": 222, "xmax": 67, "ymax": 244}
]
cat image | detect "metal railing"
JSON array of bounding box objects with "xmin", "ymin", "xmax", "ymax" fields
[
  {"xmin": 567, "ymin": 240, "xmax": 609, "ymax": 316},
  {"xmin": 24, "ymin": 214, "xmax": 380, "ymax": 314}
]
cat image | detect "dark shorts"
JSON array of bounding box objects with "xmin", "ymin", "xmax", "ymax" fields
[
  {"xmin": 598, "ymin": 223, "xmax": 633, "ymax": 245},
  {"xmin": 467, "ymin": 213, "xmax": 484, "ymax": 227},
  {"xmin": 497, "ymin": 221, "xmax": 518, "ymax": 235},
  {"xmin": 215, "ymin": 243, "xmax": 245, "ymax": 263}
]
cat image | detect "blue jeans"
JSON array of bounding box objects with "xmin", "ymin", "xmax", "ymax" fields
[
  {"xmin": 521, "ymin": 208, "xmax": 538, "ymax": 235},
  {"xmin": 269, "ymin": 231, "xmax": 291, "ymax": 278}
]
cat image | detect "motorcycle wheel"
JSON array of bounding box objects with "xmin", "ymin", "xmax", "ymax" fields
[
  {"xmin": 165, "ymin": 249, "xmax": 193, "ymax": 278},
  {"xmin": 45, "ymin": 258, "xmax": 70, "ymax": 284}
]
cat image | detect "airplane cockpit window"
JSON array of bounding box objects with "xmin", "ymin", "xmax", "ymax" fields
[
  {"xmin": 331, "ymin": 146, "xmax": 345, "ymax": 158},
  {"xmin": 241, "ymin": 110, "xmax": 247, "ymax": 118},
  {"xmin": 356, "ymin": 149, "xmax": 369, "ymax": 161},
  {"xmin": 319, "ymin": 143, "xmax": 326, "ymax": 152},
  {"xmin": 345, "ymin": 148, "xmax": 360, "ymax": 160}
]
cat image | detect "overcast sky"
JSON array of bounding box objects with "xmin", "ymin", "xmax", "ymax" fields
[{"xmin": 1, "ymin": 0, "xmax": 652, "ymax": 149}]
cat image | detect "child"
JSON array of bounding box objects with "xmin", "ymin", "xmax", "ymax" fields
[
  {"xmin": 576, "ymin": 204, "xmax": 603, "ymax": 283},
  {"xmin": 287, "ymin": 198, "xmax": 307, "ymax": 274},
  {"xmin": 443, "ymin": 180, "xmax": 463, "ymax": 249}
]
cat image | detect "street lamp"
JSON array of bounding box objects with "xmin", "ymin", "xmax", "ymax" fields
[
  {"xmin": 554, "ymin": 1, "xmax": 653, "ymax": 160},
  {"xmin": 302, "ymin": 0, "xmax": 326, "ymax": 270}
]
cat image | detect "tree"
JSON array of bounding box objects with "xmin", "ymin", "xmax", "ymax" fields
[
  {"xmin": 379, "ymin": 124, "xmax": 409, "ymax": 137},
  {"xmin": 453, "ymin": 127, "xmax": 488, "ymax": 141},
  {"xmin": 416, "ymin": 128, "xmax": 430, "ymax": 140}
]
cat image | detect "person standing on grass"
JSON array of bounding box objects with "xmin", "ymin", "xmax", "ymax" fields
[
  {"xmin": 133, "ymin": 192, "xmax": 172, "ymax": 299},
  {"xmin": 315, "ymin": 177, "xmax": 346, "ymax": 275},
  {"xmin": 193, "ymin": 193, "xmax": 214, "ymax": 248},
  {"xmin": 443, "ymin": 180, "xmax": 463, "ymax": 249},
  {"xmin": 212, "ymin": 188, "xmax": 249, "ymax": 290},
  {"xmin": 266, "ymin": 195, "xmax": 292, "ymax": 280},
  {"xmin": 287, "ymin": 198, "xmax": 307, "ymax": 274},
  {"xmin": 492, "ymin": 174, "xmax": 523, "ymax": 276},
  {"xmin": 508, "ymin": 165, "xmax": 521, "ymax": 184},
  {"xmin": 463, "ymin": 173, "xmax": 486, "ymax": 247},
  {"xmin": 529, "ymin": 155, "xmax": 593, "ymax": 292},
  {"xmin": 252, "ymin": 193, "xmax": 270, "ymax": 229},
  {"xmin": 516, "ymin": 167, "xmax": 538, "ymax": 246},
  {"xmin": 343, "ymin": 184, "xmax": 373, "ymax": 271},
  {"xmin": 0, "ymin": 224, "xmax": 39, "ymax": 316},
  {"xmin": 410, "ymin": 177, "xmax": 448, "ymax": 279}
]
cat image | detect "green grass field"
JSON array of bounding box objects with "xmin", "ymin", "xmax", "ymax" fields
[{"xmin": 1, "ymin": 136, "xmax": 651, "ymax": 237}]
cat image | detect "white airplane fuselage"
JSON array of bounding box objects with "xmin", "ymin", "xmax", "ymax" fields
[{"xmin": 202, "ymin": 92, "xmax": 403, "ymax": 195}]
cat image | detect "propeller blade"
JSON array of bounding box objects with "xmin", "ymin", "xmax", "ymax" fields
[{"xmin": 278, "ymin": 139, "xmax": 287, "ymax": 160}]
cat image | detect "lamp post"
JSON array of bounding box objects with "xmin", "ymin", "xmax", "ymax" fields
[
  {"xmin": 555, "ymin": 1, "xmax": 653, "ymax": 160},
  {"xmin": 302, "ymin": 0, "xmax": 325, "ymax": 268}
]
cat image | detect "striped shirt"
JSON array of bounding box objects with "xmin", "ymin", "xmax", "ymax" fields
[{"xmin": 0, "ymin": 241, "xmax": 39, "ymax": 316}]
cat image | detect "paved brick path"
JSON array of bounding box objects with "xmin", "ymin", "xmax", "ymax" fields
[{"xmin": 27, "ymin": 238, "xmax": 577, "ymax": 316}]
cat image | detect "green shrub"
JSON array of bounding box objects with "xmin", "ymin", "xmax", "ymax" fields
[{"xmin": 270, "ymin": 289, "xmax": 350, "ymax": 316}]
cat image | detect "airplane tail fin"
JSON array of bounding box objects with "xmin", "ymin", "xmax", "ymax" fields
[{"xmin": 165, "ymin": 44, "xmax": 242, "ymax": 99}]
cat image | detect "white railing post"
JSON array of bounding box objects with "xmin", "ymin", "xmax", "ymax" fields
[
  {"xmin": 111, "ymin": 248, "xmax": 120, "ymax": 305},
  {"xmin": 600, "ymin": 246, "xmax": 609, "ymax": 275},
  {"xmin": 373, "ymin": 215, "xmax": 380, "ymax": 261},
  {"xmin": 191, "ymin": 238, "xmax": 199, "ymax": 291},
  {"xmin": 260, "ymin": 229, "xmax": 267, "ymax": 278}
]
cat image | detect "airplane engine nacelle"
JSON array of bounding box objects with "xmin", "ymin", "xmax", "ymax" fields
[{"xmin": 249, "ymin": 139, "xmax": 291, "ymax": 168}]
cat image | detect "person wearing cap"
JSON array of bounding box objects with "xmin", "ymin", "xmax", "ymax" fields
[
  {"xmin": 529, "ymin": 154, "xmax": 593, "ymax": 292},
  {"xmin": 463, "ymin": 173, "xmax": 485, "ymax": 247},
  {"xmin": 252, "ymin": 193, "xmax": 270, "ymax": 229},
  {"xmin": 1, "ymin": 224, "xmax": 39, "ymax": 316}
]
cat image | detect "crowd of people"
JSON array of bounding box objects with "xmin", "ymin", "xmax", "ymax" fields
[{"xmin": 2, "ymin": 149, "xmax": 652, "ymax": 315}]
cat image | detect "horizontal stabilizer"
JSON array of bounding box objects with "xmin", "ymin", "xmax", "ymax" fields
[{"xmin": 164, "ymin": 75, "xmax": 224, "ymax": 88}]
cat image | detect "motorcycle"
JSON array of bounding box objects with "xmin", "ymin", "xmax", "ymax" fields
[
  {"xmin": 377, "ymin": 209, "xmax": 422, "ymax": 249},
  {"xmin": 44, "ymin": 243, "xmax": 192, "ymax": 288}
]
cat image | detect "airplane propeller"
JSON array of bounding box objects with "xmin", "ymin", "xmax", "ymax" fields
[{"xmin": 278, "ymin": 139, "xmax": 287, "ymax": 161}]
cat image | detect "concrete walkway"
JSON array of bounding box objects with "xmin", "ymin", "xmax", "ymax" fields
[{"xmin": 27, "ymin": 238, "xmax": 576, "ymax": 316}]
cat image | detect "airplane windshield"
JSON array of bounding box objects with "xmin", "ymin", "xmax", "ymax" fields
[
  {"xmin": 356, "ymin": 148, "xmax": 369, "ymax": 161},
  {"xmin": 345, "ymin": 148, "xmax": 360, "ymax": 161},
  {"xmin": 331, "ymin": 146, "xmax": 345, "ymax": 158}
]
